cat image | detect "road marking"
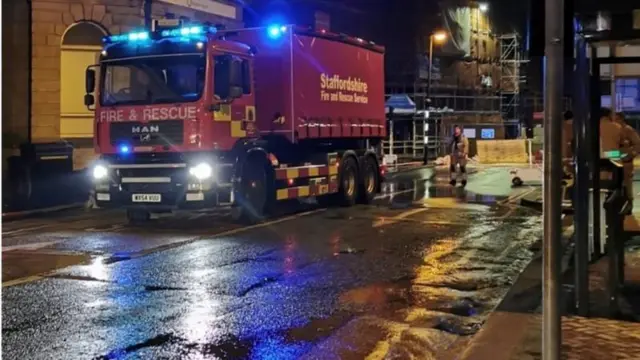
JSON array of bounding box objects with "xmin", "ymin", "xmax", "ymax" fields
[
  {"xmin": 2, "ymin": 208, "xmax": 326, "ymax": 288},
  {"xmin": 2, "ymin": 224, "xmax": 51, "ymax": 236},
  {"xmin": 373, "ymin": 207, "xmax": 427, "ymax": 228},
  {"xmin": 2, "ymin": 202, "xmax": 85, "ymax": 220},
  {"xmin": 198, "ymin": 208, "xmax": 326, "ymax": 239},
  {"xmin": 85, "ymin": 224, "xmax": 125, "ymax": 232},
  {"xmin": 374, "ymin": 188, "xmax": 415, "ymax": 200},
  {"xmin": 2, "ymin": 240, "xmax": 66, "ymax": 252},
  {"xmin": 2, "ymin": 275, "xmax": 45, "ymax": 288},
  {"xmin": 497, "ymin": 186, "xmax": 537, "ymax": 206}
]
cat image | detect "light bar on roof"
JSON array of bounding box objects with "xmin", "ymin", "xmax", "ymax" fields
[
  {"xmin": 161, "ymin": 26, "xmax": 216, "ymax": 37},
  {"xmin": 103, "ymin": 25, "xmax": 217, "ymax": 44},
  {"xmin": 104, "ymin": 31, "xmax": 150, "ymax": 43}
]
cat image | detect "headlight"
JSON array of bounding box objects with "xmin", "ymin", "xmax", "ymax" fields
[
  {"xmin": 92, "ymin": 164, "xmax": 108, "ymax": 180},
  {"xmin": 189, "ymin": 162, "xmax": 213, "ymax": 180}
]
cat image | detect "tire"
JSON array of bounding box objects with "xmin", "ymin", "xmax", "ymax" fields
[
  {"xmin": 336, "ymin": 156, "xmax": 359, "ymax": 206},
  {"xmin": 357, "ymin": 156, "xmax": 379, "ymax": 204},
  {"xmin": 231, "ymin": 158, "xmax": 269, "ymax": 224},
  {"xmin": 512, "ymin": 177, "xmax": 523, "ymax": 187},
  {"xmin": 127, "ymin": 209, "xmax": 150, "ymax": 224}
]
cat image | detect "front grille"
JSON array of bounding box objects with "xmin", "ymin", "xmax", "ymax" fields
[
  {"xmin": 110, "ymin": 120, "xmax": 184, "ymax": 146},
  {"xmin": 117, "ymin": 167, "xmax": 185, "ymax": 178}
]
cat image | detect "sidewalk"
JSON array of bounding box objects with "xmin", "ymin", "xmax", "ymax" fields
[{"xmin": 460, "ymin": 237, "xmax": 640, "ymax": 360}]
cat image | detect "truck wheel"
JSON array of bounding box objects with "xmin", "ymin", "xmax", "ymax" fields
[
  {"xmin": 232, "ymin": 160, "xmax": 268, "ymax": 224},
  {"xmin": 358, "ymin": 156, "xmax": 379, "ymax": 204},
  {"xmin": 336, "ymin": 156, "xmax": 359, "ymax": 206},
  {"xmin": 127, "ymin": 209, "xmax": 150, "ymax": 224}
]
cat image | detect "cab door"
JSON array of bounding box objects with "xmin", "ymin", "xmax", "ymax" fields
[{"xmin": 212, "ymin": 54, "xmax": 257, "ymax": 140}]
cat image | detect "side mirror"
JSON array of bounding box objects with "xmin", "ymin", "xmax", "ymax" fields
[
  {"xmin": 84, "ymin": 94, "xmax": 95, "ymax": 106},
  {"xmin": 85, "ymin": 68, "xmax": 96, "ymax": 93},
  {"xmin": 229, "ymin": 85, "xmax": 243, "ymax": 99}
]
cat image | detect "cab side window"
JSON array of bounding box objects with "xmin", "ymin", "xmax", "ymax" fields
[
  {"xmin": 214, "ymin": 55, "xmax": 251, "ymax": 99},
  {"xmin": 241, "ymin": 60, "xmax": 251, "ymax": 94},
  {"xmin": 214, "ymin": 56, "xmax": 231, "ymax": 99}
]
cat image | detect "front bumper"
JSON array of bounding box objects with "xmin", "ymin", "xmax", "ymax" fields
[
  {"xmin": 94, "ymin": 185, "xmax": 232, "ymax": 210},
  {"xmin": 92, "ymin": 160, "xmax": 234, "ymax": 211}
]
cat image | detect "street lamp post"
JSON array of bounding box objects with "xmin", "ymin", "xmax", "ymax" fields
[
  {"xmin": 428, "ymin": 31, "xmax": 447, "ymax": 99},
  {"xmin": 477, "ymin": 3, "xmax": 488, "ymax": 88}
]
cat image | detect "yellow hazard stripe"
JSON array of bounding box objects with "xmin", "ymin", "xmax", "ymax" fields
[
  {"xmin": 286, "ymin": 169, "xmax": 299, "ymax": 179},
  {"xmin": 276, "ymin": 188, "xmax": 289, "ymax": 200},
  {"xmin": 298, "ymin": 186, "xmax": 310, "ymax": 197}
]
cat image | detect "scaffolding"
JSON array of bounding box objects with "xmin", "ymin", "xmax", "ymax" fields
[
  {"xmin": 383, "ymin": 83, "xmax": 503, "ymax": 162},
  {"xmin": 499, "ymin": 33, "xmax": 524, "ymax": 136}
]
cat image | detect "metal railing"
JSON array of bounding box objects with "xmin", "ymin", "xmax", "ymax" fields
[{"xmin": 382, "ymin": 136, "xmax": 447, "ymax": 161}]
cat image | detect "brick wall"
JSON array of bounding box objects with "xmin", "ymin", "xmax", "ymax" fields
[
  {"xmin": 2, "ymin": 0, "xmax": 30, "ymax": 147},
  {"xmin": 27, "ymin": 0, "xmax": 242, "ymax": 169}
]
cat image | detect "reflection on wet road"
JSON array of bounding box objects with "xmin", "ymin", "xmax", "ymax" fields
[{"xmin": 2, "ymin": 167, "xmax": 541, "ymax": 359}]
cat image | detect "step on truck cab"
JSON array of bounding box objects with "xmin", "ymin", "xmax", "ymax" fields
[{"xmin": 85, "ymin": 22, "xmax": 386, "ymax": 224}]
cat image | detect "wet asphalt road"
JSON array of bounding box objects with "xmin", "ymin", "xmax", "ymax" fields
[{"xmin": 2, "ymin": 166, "xmax": 542, "ymax": 360}]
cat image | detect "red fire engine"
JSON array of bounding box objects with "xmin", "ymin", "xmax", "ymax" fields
[{"xmin": 84, "ymin": 22, "xmax": 386, "ymax": 223}]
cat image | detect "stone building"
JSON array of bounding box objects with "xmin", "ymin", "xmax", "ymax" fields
[{"xmin": 2, "ymin": 0, "xmax": 243, "ymax": 168}]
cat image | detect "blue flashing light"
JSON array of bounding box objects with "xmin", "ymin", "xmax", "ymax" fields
[
  {"xmin": 107, "ymin": 31, "xmax": 149, "ymax": 43},
  {"xmin": 119, "ymin": 145, "xmax": 130, "ymax": 154},
  {"xmin": 128, "ymin": 31, "xmax": 149, "ymax": 41},
  {"xmin": 267, "ymin": 25, "xmax": 287, "ymax": 39},
  {"xmin": 106, "ymin": 26, "xmax": 214, "ymax": 44},
  {"xmin": 162, "ymin": 26, "xmax": 208, "ymax": 38}
]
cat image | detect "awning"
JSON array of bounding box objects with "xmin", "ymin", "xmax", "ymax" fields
[{"xmin": 385, "ymin": 94, "xmax": 416, "ymax": 115}]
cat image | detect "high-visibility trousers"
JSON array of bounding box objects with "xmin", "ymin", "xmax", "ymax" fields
[{"xmin": 450, "ymin": 153, "xmax": 467, "ymax": 181}]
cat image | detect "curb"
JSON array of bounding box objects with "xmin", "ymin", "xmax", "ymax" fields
[
  {"xmin": 2, "ymin": 202, "xmax": 87, "ymax": 221},
  {"xmin": 519, "ymin": 196, "xmax": 542, "ymax": 210}
]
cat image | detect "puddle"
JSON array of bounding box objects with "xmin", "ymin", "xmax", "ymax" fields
[
  {"xmin": 95, "ymin": 333, "xmax": 253, "ymax": 360},
  {"xmin": 286, "ymin": 311, "xmax": 354, "ymax": 342},
  {"xmin": 381, "ymin": 179, "xmax": 508, "ymax": 207}
]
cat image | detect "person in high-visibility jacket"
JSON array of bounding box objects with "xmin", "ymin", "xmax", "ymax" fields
[
  {"xmin": 614, "ymin": 112, "xmax": 640, "ymax": 201},
  {"xmin": 599, "ymin": 108, "xmax": 625, "ymax": 153},
  {"xmin": 449, "ymin": 125, "xmax": 469, "ymax": 187},
  {"xmin": 599, "ymin": 108, "xmax": 629, "ymax": 202}
]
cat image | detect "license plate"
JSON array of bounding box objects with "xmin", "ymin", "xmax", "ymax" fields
[{"xmin": 132, "ymin": 194, "xmax": 161, "ymax": 203}]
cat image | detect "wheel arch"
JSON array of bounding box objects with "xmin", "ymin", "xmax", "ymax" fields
[{"xmin": 231, "ymin": 142, "xmax": 276, "ymax": 202}]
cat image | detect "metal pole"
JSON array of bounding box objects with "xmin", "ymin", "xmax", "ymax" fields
[
  {"xmin": 144, "ymin": 0, "xmax": 153, "ymax": 30},
  {"xmin": 428, "ymin": 35, "xmax": 434, "ymax": 99},
  {"xmin": 543, "ymin": 0, "xmax": 564, "ymax": 357},
  {"xmin": 610, "ymin": 45, "xmax": 616, "ymax": 112},
  {"xmin": 389, "ymin": 119, "xmax": 394, "ymax": 156},
  {"xmin": 590, "ymin": 54, "xmax": 602, "ymax": 257},
  {"xmin": 573, "ymin": 25, "xmax": 590, "ymax": 316}
]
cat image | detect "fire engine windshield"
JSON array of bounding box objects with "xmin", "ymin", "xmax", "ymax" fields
[{"xmin": 100, "ymin": 54, "xmax": 205, "ymax": 106}]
